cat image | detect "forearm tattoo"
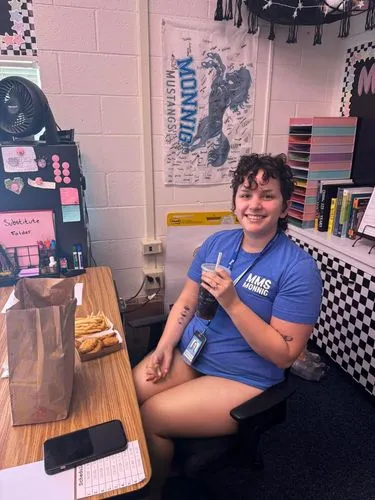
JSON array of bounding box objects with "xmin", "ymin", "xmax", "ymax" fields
[
  {"xmin": 177, "ymin": 305, "xmax": 191, "ymax": 325},
  {"xmin": 280, "ymin": 333, "xmax": 294, "ymax": 342}
]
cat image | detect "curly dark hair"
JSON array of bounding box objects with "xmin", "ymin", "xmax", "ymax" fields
[{"xmin": 230, "ymin": 154, "xmax": 294, "ymax": 231}]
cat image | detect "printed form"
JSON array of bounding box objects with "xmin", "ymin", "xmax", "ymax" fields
[{"xmin": 76, "ymin": 440, "xmax": 145, "ymax": 498}]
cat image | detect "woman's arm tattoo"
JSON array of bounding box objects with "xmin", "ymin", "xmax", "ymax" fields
[
  {"xmin": 177, "ymin": 305, "xmax": 191, "ymax": 325},
  {"xmin": 280, "ymin": 333, "xmax": 294, "ymax": 342}
]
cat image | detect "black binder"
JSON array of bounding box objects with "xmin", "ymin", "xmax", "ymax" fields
[{"xmin": 351, "ymin": 118, "xmax": 375, "ymax": 186}]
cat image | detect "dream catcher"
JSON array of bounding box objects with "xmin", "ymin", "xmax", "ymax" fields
[{"xmin": 214, "ymin": 0, "xmax": 373, "ymax": 44}]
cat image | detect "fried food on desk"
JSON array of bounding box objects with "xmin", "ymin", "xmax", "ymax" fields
[
  {"xmin": 75, "ymin": 311, "xmax": 109, "ymax": 336},
  {"xmin": 102, "ymin": 333, "xmax": 119, "ymax": 347},
  {"xmin": 75, "ymin": 312, "xmax": 121, "ymax": 357},
  {"xmin": 75, "ymin": 338, "xmax": 83, "ymax": 349},
  {"xmin": 79, "ymin": 338, "xmax": 100, "ymax": 354},
  {"xmin": 75, "ymin": 328, "xmax": 120, "ymax": 356},
  {"xmin": 88, "ymin": 339, "xmax": 103, "ymax": 353}
]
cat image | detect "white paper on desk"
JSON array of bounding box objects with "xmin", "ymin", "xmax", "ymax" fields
[
  {"xmin": 1, "ymin": 284, "xmax": 83, "ymax": 313},
  {"xmin": 0, "ymin": 360, "xmax": 9, "ymax": 378},
  {"xmin": 76, "ymin": 440, "xmax": 145, "ymax": 499},
  {"xmin": 74, "ymin": 283, "xmax": 84, "ymax": 306},
  {"xmin": 0, "ymin": 290, "xmax": 18, "ymax": 313},
  {"xmin": 0, "ymin": 460, "xmax": 75, "ymax": 500}
]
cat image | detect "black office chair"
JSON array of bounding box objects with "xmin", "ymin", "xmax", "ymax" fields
[{"xmin": 126, "ymin": 315, "xmax": 296, "ymax": 478}]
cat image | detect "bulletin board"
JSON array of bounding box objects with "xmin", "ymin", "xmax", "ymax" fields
[
  {"xmin": 340, "ymin": 41, "xmax": 375, "ymax": 118},
  {"xmin": 164, "ymin": 211, "xmax": 239, "ymax": 310},
  {"xmin": 0, "ymin": 143, "xmax": 88, "ymax": 270},
  {"xmin": 0, "ymin": 0, "xmax": 37, "ymax": 57}
]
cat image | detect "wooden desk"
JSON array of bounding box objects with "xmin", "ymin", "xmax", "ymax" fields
[{"xmin": 0, "ymin": 266, "xmax": 151, "ymax": 498}]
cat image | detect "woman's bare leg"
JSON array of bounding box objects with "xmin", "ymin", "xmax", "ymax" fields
[
  {"xmin": 132, "ymin": 350, "xmax": 202, "ymax": 499},
  {"xmin": 141, "ymin": 375, "xmax": 263, "ymax": 499}
]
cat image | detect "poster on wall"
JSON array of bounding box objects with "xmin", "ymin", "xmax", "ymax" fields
[
  {"xmin": 340, "ymin": 41, "xmax": 375, "ymax": 118},
  {"xmin": 162, "ymin": 19, "xmax": 258, "ymax": 186},
  {"xmin": 0, "ymin": 0, "xmax": 37, "ymax": 57}
]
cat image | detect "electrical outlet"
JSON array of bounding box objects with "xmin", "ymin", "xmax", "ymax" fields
[
  {"xmin": 141, "ymin": 239, "xmax": 163, "ymax": 255},
  {"xmin": 143, "ymin": 268, "xmax": 164, "ymax": 291}
]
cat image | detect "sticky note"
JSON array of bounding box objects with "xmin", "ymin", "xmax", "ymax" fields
[
  {"xmin": 60, "ymin": 187, "xmax": 79, "ymax": 205},
  {"xmin": 62, "ymin": 205, "xmax": 81, "ymax": 222}
]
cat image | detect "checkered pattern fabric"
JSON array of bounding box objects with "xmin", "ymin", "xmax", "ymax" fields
[
  {"xmin": 0, "ymin": 2, "xmax": 37, "ymax": 57},
  {"xmin": 340, "ymin": 41, "xmax": 375, "ymax": 116},
  {"xmin": 290, "ymin": 235, "xmax": 375, "ymax": 397}
]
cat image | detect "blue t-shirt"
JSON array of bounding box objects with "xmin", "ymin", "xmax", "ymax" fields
[{"xmin": 179, "ymin": 229, "xmax": 322, "ymax": 390}]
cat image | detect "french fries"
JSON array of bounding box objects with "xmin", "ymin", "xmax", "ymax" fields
[
  {"xmin": 74, "ymin": 312, "xmax": 121, "ymax": 358},
  {"xmin": 74, "ymin": 311, "xmax": 109, "ymax": 337}
]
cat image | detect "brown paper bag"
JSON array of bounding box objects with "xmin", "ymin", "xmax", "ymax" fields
[{"xmin": 6, "ymin": 277, "xmax": 77, "ymax": 426}]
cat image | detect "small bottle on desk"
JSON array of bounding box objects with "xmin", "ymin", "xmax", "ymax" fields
[
  {"xmin": 72, "ymin": 245, "xmax": 79, "ymax": 269},
  {"xmin": 59, "ymin": 256, "xmax": 68, "ymax": 274},
  {"xmin": 76, "ymin": 244, "xmax": 84, "ymax": 269},
  {"xmin": 48, "ymin": 256, "xmax": 58, "ymax": 274}
]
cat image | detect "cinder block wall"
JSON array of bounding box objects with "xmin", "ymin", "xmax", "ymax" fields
[{"xmin": 33, "ymin": 0, "xmax": 345, "ymax": 299}]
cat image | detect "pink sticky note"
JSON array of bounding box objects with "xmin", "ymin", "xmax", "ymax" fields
[
  {"xmin": 0, "ymin": 210, "xmax": 55, "ymax": 250},
  {"xmin": 60, "ymin": 187, "xmax": 79, "ymax": 205}
]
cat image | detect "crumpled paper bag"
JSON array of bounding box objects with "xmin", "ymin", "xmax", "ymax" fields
[{"xmin": 6, "ymin": 277, "xmax": 77, "ymax": 425}]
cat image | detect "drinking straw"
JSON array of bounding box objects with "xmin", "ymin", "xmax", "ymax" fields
[{"xmin": 215, "ymin": 252, "xmax": 222, "ymax": 270}]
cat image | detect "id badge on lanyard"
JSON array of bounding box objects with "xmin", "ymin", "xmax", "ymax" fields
[{"xmin": 182, "ymin": 330, "xmax": 207, "ymax": 365}]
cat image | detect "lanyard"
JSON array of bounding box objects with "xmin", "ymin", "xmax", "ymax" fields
[
  {"xmin": 198, "ymin": 230, "xmax": 280, "ymax": 331},
  {"xmin": 228, "ymin": 230, "xmax": 280, "ymax": 287}
]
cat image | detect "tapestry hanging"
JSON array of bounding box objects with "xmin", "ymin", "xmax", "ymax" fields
[
  {"xmin": 214, "ymin": 0, "xmax": 373, "ymax": 45},
  {"xmin": 340, "ymin": 41, "xmax": 375, "ymax": 118},
  {"xmin": 162, "ymin": 19, "xmax": 257, "ymax": 186},
  {"xmin": 0, "ymin": 0, "xmax": 37, "ymax": 56}
]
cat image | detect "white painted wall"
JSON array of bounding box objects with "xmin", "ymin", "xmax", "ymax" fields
[{"xmin": 30, "ymin": 0, "xmax": 367, "ymax": 298}]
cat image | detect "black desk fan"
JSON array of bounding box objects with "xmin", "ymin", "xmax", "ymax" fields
[{"xmin": 0, "ymin": 76, "xmax": 59, "ymax": 144}]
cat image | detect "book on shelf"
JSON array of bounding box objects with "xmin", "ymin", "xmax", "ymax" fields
[
  {"xmin": 335, "ymin": 186, "xmax": 374, "ymax": 237},
  {"xmin": 341, "ymin": 188, "xmax": 374, "ymax": 238},
  {"xmin": 347, "ymin": 196, "xmax": 371, "ymax": 239},
  {"xmin": 357, "ymin": 188, "xmax": 375, "ymax": 240},
  {"xmin": 317, "ymin": 179, "xmax": 353, "ymax": 232},
  {"xmin": 332, "ymin": 187, "xmax": 345, "ymax": 236},
  {"xmin": 327, "ymin": 198, "xmax": 337, "ymax": 234}
]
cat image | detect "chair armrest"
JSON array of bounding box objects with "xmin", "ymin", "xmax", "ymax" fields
[
  {"xmin": 230, "ymin": 376, "xmax": 296, "ymax": 423},
  {"xmin": 126, "ymin": 314, "xmax": 169, "ymax": 329}
]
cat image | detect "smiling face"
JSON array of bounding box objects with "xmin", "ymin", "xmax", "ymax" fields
[{"xmin": 234, "ymin": 170, "xmax": 289, "ymax": 244}]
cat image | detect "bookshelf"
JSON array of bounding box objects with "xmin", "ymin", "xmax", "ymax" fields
[{"xmin": 287, "ymin": 117, "xmax": 358, "ymax": 229}]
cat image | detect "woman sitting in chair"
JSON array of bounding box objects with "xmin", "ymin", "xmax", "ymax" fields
[{"xmin": 133, "ymin": 153, "xmax": 322, "ymax": 499}]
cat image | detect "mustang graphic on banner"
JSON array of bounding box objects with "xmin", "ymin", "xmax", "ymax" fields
[{"xmin": 162, "ymin": 19, "xmax": 258, "ymax": 186}]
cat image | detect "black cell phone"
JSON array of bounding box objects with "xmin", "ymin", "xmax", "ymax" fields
[{"xmin": 43, "ymin": 419, "xmax": 127, "ymax": 475}]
